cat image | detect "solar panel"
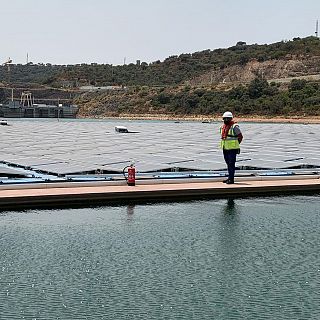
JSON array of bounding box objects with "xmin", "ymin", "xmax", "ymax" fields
[{"xmin": 1, "ymin": 119, "xmax": 320, "ymax": 175}]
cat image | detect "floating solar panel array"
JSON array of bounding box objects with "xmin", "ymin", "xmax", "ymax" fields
[{"xmin": 0, "ymin": 119, "xmax": 319, "ymax": 176}]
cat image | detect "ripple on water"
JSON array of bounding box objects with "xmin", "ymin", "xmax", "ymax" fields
[{"xmin": 0, "ymin": 196, "xmax": 319, "ymax": 319}]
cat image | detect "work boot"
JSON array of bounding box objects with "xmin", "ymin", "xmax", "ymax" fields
[
  {"xmin": 223, "ymin": 179, "xmax": 229, "ymax": 183},
  {"xmin": 225, "ymin": 179, "xmax": 234, "ymax": 184}
]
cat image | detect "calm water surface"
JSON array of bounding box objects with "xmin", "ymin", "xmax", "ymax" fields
[{"xmin": 0, "ymin": 196, "xmax": 319, "ymax": 319}]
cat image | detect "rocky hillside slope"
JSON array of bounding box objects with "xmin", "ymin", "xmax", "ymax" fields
[{"xmin": 189, "ymin": 56, "xmax": 320, "ymax": 86}]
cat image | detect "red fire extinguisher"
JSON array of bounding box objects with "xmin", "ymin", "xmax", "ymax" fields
[{"xmin": 127, "ymin": 164, "xmax": 136, "ymax": 186}]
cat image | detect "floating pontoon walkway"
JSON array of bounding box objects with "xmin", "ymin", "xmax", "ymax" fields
[{"xmin": 0, "ymin": 177, "xmax": 320, "ymax": 210}]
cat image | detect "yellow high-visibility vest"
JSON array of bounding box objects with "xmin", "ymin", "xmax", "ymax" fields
[{"xmin": 220, "ymin": 124, "xmax": 240, "ymax": 150}]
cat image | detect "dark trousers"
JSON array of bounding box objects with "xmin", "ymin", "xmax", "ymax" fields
[{"xmin": 223, "ymin": 149, "xmax": 238, "ymax": 182}]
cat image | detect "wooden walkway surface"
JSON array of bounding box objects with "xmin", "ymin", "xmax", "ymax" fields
[{"xmin": 0, "ymin": 178, "xmax": 320, "ymax": 210}]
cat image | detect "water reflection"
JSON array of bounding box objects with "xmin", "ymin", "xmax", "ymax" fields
[
  {"xmin": 126, "ymin": 204, "xmax": 135, "ymax": 220},
  {"xmin": 217, "ymin": 198, "xmax": 243, "ymax": 299},
  {"xmin": 219, "ymin": 198, "xmax": 242, "ymax": 250},
  {"xmin": 223, "ymin": 198, "xmax": 237, "ymax": 215},
  {"xmin": 0, "ymin": 198, "xmax": 319, "ymax": 319}
]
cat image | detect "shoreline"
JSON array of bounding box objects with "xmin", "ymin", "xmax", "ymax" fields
[{"xmin": 78, "ymin": 113, "xmax": 320, "ymax": 124}]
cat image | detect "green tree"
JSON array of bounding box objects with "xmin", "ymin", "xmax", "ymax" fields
[
  {"xmin": 248, "ymin": 78, "xmax": 269, "ymax": 98},
  {"xmin": 289, "ymin": 79, "xmax": 307, "ymax": 91}
]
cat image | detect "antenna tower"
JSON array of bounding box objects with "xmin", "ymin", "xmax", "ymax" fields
[{"xmin": 316, "ymin": 20, "xmax": 319, "ymax": 38}]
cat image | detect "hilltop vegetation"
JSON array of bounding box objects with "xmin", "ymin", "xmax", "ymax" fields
[
  {"xmin": 1, "ymin": 36, "xmax": 320, "ymax": 117},
  {"xmin": 1, "ymin": 36, "xmax": 320, "ymax": 87},
  {"xmin": 59, "ymin": 36, "xmax": 320, "ymax": 87}
]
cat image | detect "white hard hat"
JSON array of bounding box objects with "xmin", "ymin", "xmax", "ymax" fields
[{"xmin": 222, "ymin": 111, "xmax": 233, "ymax": 118}]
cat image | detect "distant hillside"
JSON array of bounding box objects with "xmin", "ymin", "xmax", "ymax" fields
[
  {"xmin": 75, "ymin": 77, "xmax": 320, "ymax": 117},
  {"xmin": 1, "ymin": 36, "xmax": 320, "ymax": 87},
  {"xmin": 1, "ymin": 36, "xmax": 320, "ymax": 118},
  {"xmin": 0, "ymin": 64, "xmax": 63, "ymax": 86}
]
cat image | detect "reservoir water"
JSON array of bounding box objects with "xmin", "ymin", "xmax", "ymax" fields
[{"xmin": 0, "ymin": 195, "xmax": 319, "ymax": 319}]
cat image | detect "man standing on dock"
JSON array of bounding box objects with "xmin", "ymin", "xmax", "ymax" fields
[{"xmin": 220, "ymin": 111, "xmax": 243, "ymax": 184}]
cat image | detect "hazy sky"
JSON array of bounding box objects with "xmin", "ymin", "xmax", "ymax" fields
[{"xmin": 1, "ymin": 0, "xmax": 319, "ymax": 65}]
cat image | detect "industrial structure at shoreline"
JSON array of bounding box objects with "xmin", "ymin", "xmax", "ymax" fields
[{"xmin": 0, "ymin": 91, "xmax": 78, "ymax": 118}]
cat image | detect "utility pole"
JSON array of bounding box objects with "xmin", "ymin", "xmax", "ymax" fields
[{"xmin": 316, "ymin": 20, "xmax": 319, "ymax": 38}]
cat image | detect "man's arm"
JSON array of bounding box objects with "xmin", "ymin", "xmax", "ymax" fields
[{"xmin": 233, "ymin": 125, "xmax": 243, "ymax": 144}]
